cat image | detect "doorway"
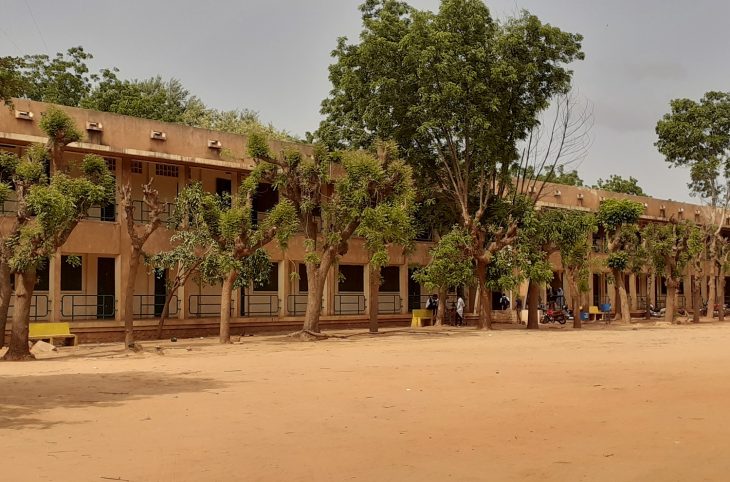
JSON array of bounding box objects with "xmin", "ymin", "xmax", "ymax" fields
[
  {"xmin": 407, "ymin": 267, "xmax": 421, "ymax": 311},
  {"xmin": 97, "ymin": 257, "xmax": 115, "ymax": 319},
  {"xmin": 154, "ymin": 268, "xmax": 167, "ymax": 317}
]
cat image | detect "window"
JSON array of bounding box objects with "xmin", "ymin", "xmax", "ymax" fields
[
  {"xmin": 216, "ymin": 178, "xmax": 232, "ymax": 207},
  {"xmin": 298, "ymin": 263, "xmax": 308, "ymax": 292},
  {"xmin": 36, "ymin": 263, "xmax": 50, "ymax": 291},
  {"xmin": 155, "ymin": 163, "xmax": 179, "ymax": 178},
  {"xmin": 104, "ymin": 158, "xmax": 117, "ymax": 172},
  {"xmin": 380, "ymin": 266, "xmax": 400, "ymax": 292},
  {"xmin": 131, "ymin": 160, "xmax": 143, "ymax": 174},
  {"xmin": 338, "ymin": 265, "xmax": 364, "ymax": 292},
  {"xmin": 61, "ymin": 256, "xmax": 82, "ymax": 291},
  {"xmin": 252, "ymin": 183, "xmax": 278, "ymax": 212},
  {"xmin": 254, "ymin": 262, "xmax": 279, "ymax": 292}
]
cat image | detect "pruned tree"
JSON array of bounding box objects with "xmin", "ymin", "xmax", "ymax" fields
[
  {"xmin": 119, "ymin": 180, "xmax": 165, "ymax": 348},
  {"xmin": 597, "ymin": 199, "xmax": 645, "ymax": 323},
  {"xmin": 148, "ymin": 184, "xmax": 215, "ymax": 339},
  {"xmin": 190, "ymin": 177, "xmax": 298, "ymax": 344},
  {"xmin": 413, "ymin": 228, "xmax": 473, "ymax": 326},
  {"xmin": 644, "ymin": 220, "xmax": 703, "ymax": 323},
  {"xmin": 3, "ymin": 119, "xmax": 113, "ymax": 360},
  {"xmin": 656, "ymin": 91, "xmax": 730, "ymax": 320},
  {"xmin": 316, "ymin": 0, "xmax": 586, "ymax": 329},
  {"xmin": 248, "ymin": 133, "xmax": 415, "ymax": 339}
]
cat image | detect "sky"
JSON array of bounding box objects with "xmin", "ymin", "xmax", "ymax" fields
[{"xmin": 2, "ymin": 0, "xmax": 729, "ymax": 202}]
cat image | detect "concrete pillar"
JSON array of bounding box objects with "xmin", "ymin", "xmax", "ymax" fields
[
  {"xmin": 323, "ymin": 264, "xmax": 335, "ymax": 316},
  {"xmin": 278, "ymin": 259, "xmax": 289, "ymax": 316},
  {"xmin": 48, "ymin": 253, "xmax": 62, "ymax": 322},
  {"xmin": 116, "ymin": 158, "xmax": 132, "ymax": 323},
  {"xmin": 629, "ymin": 273, "xmax": 638, "ymax": 311},
  {"xmin": 114, "ymin": 255, "xmax": 123, "ymax": 321},
  {"xmin": 399, "ymin": 264, "xmax": 408, "ymax": 314},
  {"xmin": 364, "ymin": 263, "xmax": 373, "ymax": 316}
]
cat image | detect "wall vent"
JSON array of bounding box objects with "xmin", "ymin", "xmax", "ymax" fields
[
  {"xmin": 150, "ymin": 130, "xmax": 167, "ymax": 141},
  {"xmin": 86, "ymin": 121, "xmax": 103, "ymax": 131},
  {"xmin": 14, "ymin": 110, "xmax": 33, "ymax": 121}
]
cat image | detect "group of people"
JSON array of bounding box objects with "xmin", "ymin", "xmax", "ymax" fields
[{"xmin": 425, "ymin": 293, "xmax": 466, "ymax": 326}]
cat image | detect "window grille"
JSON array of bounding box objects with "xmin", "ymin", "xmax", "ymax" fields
[{"xmin": 155, "ymin": 163, "xmax": 179, "ymax": 177}]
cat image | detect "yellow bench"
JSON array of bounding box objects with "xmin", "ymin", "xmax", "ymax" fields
[
  {"xmin": 588, "ymin": 305, "xmax": 601, "ymax": 321},
  {"xmin": 29, "ymin": 322, "xmax": 77, "ymax": 346},
  {"xmin": 411, "ymin": 309, "xmax": 433, "ymax": 328}
]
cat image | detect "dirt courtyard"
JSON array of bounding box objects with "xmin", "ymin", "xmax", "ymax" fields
[{"xmin": 3, "ymin": 322, "xmax": 730, "ymax": 482}]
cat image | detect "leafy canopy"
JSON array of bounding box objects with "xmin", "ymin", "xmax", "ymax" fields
[{"xmin": 594, "ymin": 175, "xmax": 646, "ymax": 196}]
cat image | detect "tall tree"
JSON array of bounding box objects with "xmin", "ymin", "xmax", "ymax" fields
[
  {"xmin": 594, "ymin": 175, "xmax": 646, "ymax": 196},
  {"xmin": 656, "ymin": 91, "xmax": 730, "ymax": 320},
  {"xmin": 119, "ymin": 180, "xmax": 166, "ymax": 348},
  {"xmin": 316, "ymin": 0, "xmax": 585, "ymax": 328},
  {"xmin": 0, "ymin": 56, "xmax": 26, "ymax": 106},
  {"xmin": 248, "ymin": 133, "xmax": 415, "ymax": 339},
  {"xmin": 644, "ymin": 220, "xmax": 703, "ymax": 323},
  {"xmin": 3, "ymin": 109, "xmax": 114, "ymax": 360},
  {"xmin": 597, "ymin": 199, "xmax": 644, "ymax": 324}
]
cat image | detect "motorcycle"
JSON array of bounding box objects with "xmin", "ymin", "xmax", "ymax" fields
[
  {"xmin": 648, "ymin": 304, "xmax": 664, "ymax": 318},
  {"xmin": 540, "ymin": 307, "xmax": 567, "ymax": 324}
]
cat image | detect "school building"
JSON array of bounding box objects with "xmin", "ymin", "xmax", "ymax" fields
[{"xmin": 0, "ymin": 100, "xmax": 723, "ymax": 342}]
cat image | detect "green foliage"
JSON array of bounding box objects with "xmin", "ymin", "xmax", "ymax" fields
[
  {"xmin": 523, "ymin": 164, "xmax": 584, "ymax": 187},
  {"xmin": 8, "ymin": 154, "xmax": 114, "ymax": 272},
  {"xmin": 16, "ymin": 47, "xmax": 99, "ymax": 106},
  {"xmin": 656, "ymin": 91, "xmax": 730, "ymax": 204},
  {"xmin": 597, "ymin": 199, "xmax": 644, "ymax": 233},
  {"xmin": 0, "ymin": 56, "xmax": 26, "ymax": 106},
  {"xmin": 594, "ymin": 175, "xmax": 646, "ymax": 196},
  {"xmin": 0, "ymin": 151, "xmax": 20, "ymax": 182},
  {"xmin": 413, "ymin": 228, "xmax": 473, "ymax": 291},
  {"xmin": 39, "ymin": 106, "xmax": 82, "ymax": 146},
  {"xmin": 644, "ymin": 221, "xmax": 703, "ymax": 280}
]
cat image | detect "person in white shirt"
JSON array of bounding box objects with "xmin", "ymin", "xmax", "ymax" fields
[{"xmin": 456, "ymin": 295, "xmax": 465, "ymax": 326}]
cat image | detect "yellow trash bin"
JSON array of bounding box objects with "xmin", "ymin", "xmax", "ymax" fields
[{"xmin": 412, "ymin": 309, "xmax": 432, "ymax": 328}]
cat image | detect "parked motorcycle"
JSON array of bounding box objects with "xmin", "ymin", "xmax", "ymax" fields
[
  {"xmin": 540, "ymin": 308, "xmax": 567, "ymax": 324},
  {"xmin": 648, "ymin": 304, "xmax": 664, "ymax": 318}
]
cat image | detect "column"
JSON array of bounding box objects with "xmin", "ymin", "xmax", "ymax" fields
[
  {"xmin": 116, "ymin": 158, "xmax": 132, "ymax": 323},
  {"xmin": 364, "ymin": 263, "xmax": 373, "ymax": 316},
  {"xmin": 323, "ymin": 265, "xmax": 335, "ymax": 316},
  {"xmin": 48, "ymin": 253, "xmax": 62, "ymax": 322},
  {"xmin": 278, "ymin": 259, "xmax": 289, "ymax": 316},
  {"xmin": 399, "ymin": 264, "xmax": 408, "ymax": 314}
]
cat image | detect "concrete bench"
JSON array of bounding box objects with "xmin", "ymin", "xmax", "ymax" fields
[
  {"xmin": 29, "ymin": 322, "xmax": 77, "ymax": 346},
  {"xmin": 411, "ymin": 309, "xmax": 433, "ymax": 327}
]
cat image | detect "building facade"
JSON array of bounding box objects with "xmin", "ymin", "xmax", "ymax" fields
[{"xmin": 0, "ymin": 100, "xmax": 724, "ymax": 341}]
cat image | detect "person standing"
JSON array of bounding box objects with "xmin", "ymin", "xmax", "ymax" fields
[
  {"xmin": 426, "ymin": 294, "xmax": 439, "ymax": 323},
  {"xmin": 456, "ymin": 295, "xmax": 465, "ymax": 326}
]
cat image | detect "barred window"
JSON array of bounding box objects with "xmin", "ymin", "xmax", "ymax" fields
[
  {"xmin": 104, "ymin": 158, "xmax": 117, "ymax": 172},
  {"xmin": 155, "ymin": 163, "xmax": 179, "ymax": 177},
  {"xmin": 131, "ymin": 160, "xmax": 143, "ymax": 174}
]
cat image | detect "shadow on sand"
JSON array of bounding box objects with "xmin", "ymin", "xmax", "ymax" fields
[{"xmin": 0, "ymin": 371, "xmax": 224, "ymax": 430}]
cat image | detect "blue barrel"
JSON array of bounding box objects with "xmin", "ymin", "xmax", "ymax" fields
[{"xmin": 599, "ymin": 303, "xmax": 611, "ymax": 313}]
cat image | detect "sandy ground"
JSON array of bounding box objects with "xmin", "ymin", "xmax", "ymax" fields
[{"xmin": 2, "ymin": 321, "xmax": 730, "ymax": 482}]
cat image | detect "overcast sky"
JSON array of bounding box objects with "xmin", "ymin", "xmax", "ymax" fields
[{"xmin": 2, "ymin": 0, "xmax": 729, "ymax": 202}]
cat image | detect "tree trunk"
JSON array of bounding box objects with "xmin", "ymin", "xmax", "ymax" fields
[
  {"xmin": 0, "ymin": 260, "xmax": 12, "ymax": 347},
  {"xmin": 613, "ymin": 269, "xmax": 631, "ymax": 323},
  {"xmin": 3, "ymin": 269, "xmax": 37, "ymax": 361},
  {"xmin": 475, "ymin": 261, "xmax": 492, "ymax": 329},
  {"xmin": 719, "ymin": 275, "xmax": 726, "ymax": 321},
  {"xmin": 692, "ymin": 275, "xmax": 701, "ymax": 323},
  {"xmin": 301, "ymin": 259, "xmax": 332, "ymax": 337},
  {"xmin": 708, "ymin": 274, "xmax": 716, "ymax": 319},
  {"xmin": 156, "ymin": 280, "xmax": 180, "ymax": 339},
  {"xmin": 368, "ymin": 265, "xmax": 379, "ymax": 333},
  {"xmin": 665, "ymin": 278, "xmax": 677, "ymax": 323},
  {"xmin": 436, "ymin": 287, "xmax": 447, "ymax": 326},
  {"xmin": 526, "ymin": 280, "xmax": 540, "ymax": 330},
  {"xmin": 567, "ymin": 269, "xmax": 582, "ymax": 329},
  {"xmin": 219, "ymin": 271, "xmax": 237, "ymax": 344},
  {"xmin": 123, "ymin": 248, "xmax": 141, "ymax": 348},
  {"xmin": 613, "ymin": 278, "xmax": 622, "ymax": 318}
]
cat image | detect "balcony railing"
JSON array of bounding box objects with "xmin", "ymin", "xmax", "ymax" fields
[
  {"xmin": 241, "ymin": 294, "xmax": 279, "ymax": 317},
  {"xmin": 8, "ymin": 294, "xmax": 50, "ymax": 320},
  {"xmin": 377, "ymin": 294, "xmax": 402, "ymax": 314},
  {"xmin": 61, "ymin": 294, "xmax": 116, "ymax": 320},
  {"xmin": 132, "ymin": 294, "xmax": 179, "ymax": 318},
  {"xmin": 334, "ymin": 294, "xmax": 366, "ymax": 315},
  {"xmin": 188, "ymin": 294, "xmax": 233, "ymax": 318}
]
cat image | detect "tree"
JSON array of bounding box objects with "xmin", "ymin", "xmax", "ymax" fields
[
  {"xmin": 413, "ymin": 228, "xmax": 473, "ymax": 325},
  {"xmin": 656, "ymin": 91, "xmax": 730, "ymax": 320},
  {"xmin": 521, "ymin": 164, "xmax": 584, "ymax": 187},
  {"xmin": 644, "ymin": 220, "xmax": 703, "ymax": 323},
  {"xmin": 0, "ymin": 151, "xmax": 20, "ymax": 347},
  {"xmin": 0, "ymin": 56, "xmax": 26, "ymax": 106},
  {"xmin": 597, "ymin": 199, "xmax": 644, "ymax": 323},
  {"xmin": 3, "ymin": 109, "xmax": 114, "ymax": 360},
  {"xmin": 248, "ymin": 133, "xmax": 415, "ymax": 339},
  {"xmin": 316, "ymin": 0, "xmax": 585, "ymax": 328},
  {"xmin": 17, "ymin": 47, "xmax": 101, "ymax": 106},
  {"xmin": 594, "ymin": 175, "xmax": 646, "ymax": 196},
  {"xmin": 119, "ymin": 180, "xmax": 166, "ymax": 348},
  {"xmin": 191, "ymin": 177, "xmax": 297, "ymax": 344}
]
